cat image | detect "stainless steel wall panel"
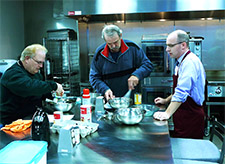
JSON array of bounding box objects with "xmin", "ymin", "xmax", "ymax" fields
[
  {"xmin": 82, "ymin": 20, "xmax": 225, "ymax": 73},
  {"xmin": 175, "ymin": 19, "xmax": 225, "ymax": 71}
]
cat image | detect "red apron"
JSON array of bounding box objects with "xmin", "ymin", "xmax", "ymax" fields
[{"xmin": 172, "ymin": 50, "xmax": 205, "ymax": 139}]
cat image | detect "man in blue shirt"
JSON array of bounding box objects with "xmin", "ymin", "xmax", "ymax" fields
[
  {"xmin": 153, "ymin": 30, "xmax": 206, "ymax": 139},
  {"xmin": 89, "ymin": 25, "xmax": 153, "ymax": 100}
]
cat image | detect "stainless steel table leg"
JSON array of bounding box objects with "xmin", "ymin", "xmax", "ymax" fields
[{"xmin": 204, "ymin": 105, "xmax": 210, "ymax": 137}]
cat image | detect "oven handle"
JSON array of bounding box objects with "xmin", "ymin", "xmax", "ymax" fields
[{"xmin": 161, "ymin": 79, "xmax": 173, "ymax": 83}]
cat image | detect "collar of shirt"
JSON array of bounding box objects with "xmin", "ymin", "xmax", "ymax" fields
[{"xmin": 177, "ymin": 50, "xmax": 189, "ymax": 66}]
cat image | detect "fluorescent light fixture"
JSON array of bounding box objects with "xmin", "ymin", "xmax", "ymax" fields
[
  {"xmin": 176, "ymin": 0, "xmax": 224, "ymax": 11},
  {"xmin": 97, "ymin": 0, "xmax": 137, "ymax": 14}
]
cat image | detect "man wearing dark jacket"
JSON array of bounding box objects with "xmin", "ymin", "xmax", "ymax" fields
[
  {"xmin": 0, "ymin": 44, "xmax": 64, "ymax": 125},
  {"xmin": 89, "ymin": 25, "xmax": 153, "ymax": 100}
]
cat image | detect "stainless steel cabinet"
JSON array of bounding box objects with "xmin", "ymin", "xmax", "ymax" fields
[{"xmin": 43, "ymin": 29, "xmax": 80, "ymax": 96}]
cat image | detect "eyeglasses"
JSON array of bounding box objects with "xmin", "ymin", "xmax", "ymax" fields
[
  {"xmin": 166, "ymin": 42, "xmax": 184, "ymax": 48},
  {"xmin": 31, "ymin": 58, "xmax": 44, "ymax": 65}
]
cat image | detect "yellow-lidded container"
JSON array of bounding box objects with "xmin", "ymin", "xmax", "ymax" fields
[{"xmin": 134, "ymin": 93, "xmax": 142, "ymax": 104}]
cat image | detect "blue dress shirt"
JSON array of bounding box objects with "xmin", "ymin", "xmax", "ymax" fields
[{"xmin": 171, "ymin": 51, "xmax": 206, "ymax": 106}]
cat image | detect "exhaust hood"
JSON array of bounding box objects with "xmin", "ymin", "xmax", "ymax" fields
[{"xmin": 63, "ymin": 0, "xmax": 225, "ymax": 22}]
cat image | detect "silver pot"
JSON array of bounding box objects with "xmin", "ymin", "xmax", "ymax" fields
[
  {"xmin": 108, "ymin": 97, "xmax": 132, "ymax": 109},
  {"xmin": 113, "ymin": 108, "xmax": 145, "ymax": 125},
  {"xmin": 45, "ymin": 96, "xmax": 77, "ymax": 112},
  {"xmin": 53, "ymin": 101, "xmax": 74, "ymax": 112},
  {"xmin": 132, "ymin": 104, "xmax": 160, "ymax": 117}
]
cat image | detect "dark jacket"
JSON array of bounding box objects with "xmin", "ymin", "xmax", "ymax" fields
[
  {"xmin": 89, "ymin": 39, "xmax": 153, "ymax": 97},
  {"xmin": 0, "ymin": 61, "xmax": 57, "ymax": 125}
]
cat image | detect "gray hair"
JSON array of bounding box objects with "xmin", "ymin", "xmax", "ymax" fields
[
  {"xmin": 176, "ymin": 30, "xmax": 190, "ymax": 47},
  {"xmin": 20, "ymin": 44, "xmax": 48, "ymax": 61},
  {"xmin": 101, "ymin": 24, "xmax": 122, "ymax": 40}
]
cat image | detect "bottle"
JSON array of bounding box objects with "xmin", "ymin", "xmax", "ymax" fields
[
  {"xmin": 81, "ymin": 88, "xmax": 92, "ymax": 122},
  {"xmin": 134, "ymin": 93, "xmax": 142, "ymax": 105},
  {"xmin": 31, "ymin": 107, "xmax": 50, "ymax": 146},
  {"xmin": 82, "ymin": 88, "xmax": 91, "ymax": 105}
]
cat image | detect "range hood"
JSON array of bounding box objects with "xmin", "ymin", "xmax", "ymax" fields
[{"xmin": 63, "ymin": 0, "xmax": 225, "ymax": 22}]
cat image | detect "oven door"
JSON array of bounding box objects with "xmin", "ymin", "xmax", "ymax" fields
[
  {"xmin": 142, "ymin": 86, "xmax": 172, "ymax": 104},
  {"xmin": 141, "ymin": 40, "xmax": 173, "ymax": 77}
]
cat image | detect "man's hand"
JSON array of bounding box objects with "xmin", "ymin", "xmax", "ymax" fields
[
  {"xmin": 153, "ymin": 111, "xmax": 170, "ymax": 121},
  {"xmin": 56, "ymin": 83, "xmax": 64, "ymax": 96},
  {"xmin": 154, "ymin": 95, "xmax": 172, "ymax": 105},
  {"xmin": 154, "ymin": 97, "xmax": 167, "ymax": 105},
  {"xmin": 104, "ymin": 89, "xmax": 115, "ymax": 101},
  {"xmin": 128, "ymin": 75, "xmax": 139, "ymax": 90}
]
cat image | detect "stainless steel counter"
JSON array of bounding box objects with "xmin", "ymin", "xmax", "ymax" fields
[{"xmin": 0, "ymin": 110, "xmax": 174, "ymax": 164}]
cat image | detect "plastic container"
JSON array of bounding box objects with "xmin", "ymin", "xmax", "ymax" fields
[
  {"xmin": 80, "ymin": 105, "xmax": 92, "ymax": 122},
  {"xmin": 0, "ymin": 140, "xmax": 48, "ymax": 164},
  {"xmin": 134, "ymin": 93, "xmax": 142, "ymax": 105},
  {"xmin": 82, "ymin": 88, "xmax": 91, "ymax": 105}
]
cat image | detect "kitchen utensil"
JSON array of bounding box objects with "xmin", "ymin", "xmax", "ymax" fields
[
  {"xmin": 123, "ymin": 90, "xmax": 131, "ymax": 98},
  {"xmin": 95, "ymin": 96, "xmax": 105, "ymax": 118},
  {"xmin": 108, "ymin": 97, "xmax": 132, "ymax": 109},
  {"xmin": 104, "ymin": 102, "xmax": 112, "ymax": 109},
  {"xmin": 113, "ymin": 107, "xmax": 145, "ymax": 125},
  {"xmin": 45, "ymin": 96, "xmax": 76, "ymax": 112},
  {"xmin": 54, "ymin": 101, "xmax": 74, "ymax": 112},
  {"xmin": 58, "ymin": 124, "xmax": 80, "ymax": 153},
  {"xmin": 132, "ymin": 104, "xmax": 160, "ymax": 117}
]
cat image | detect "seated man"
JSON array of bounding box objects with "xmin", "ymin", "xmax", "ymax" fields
[{"xmin": 0, "ymin": 44, "xmax": 64, "ymax": 125}]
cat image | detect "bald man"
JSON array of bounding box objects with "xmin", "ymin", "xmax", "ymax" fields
[{"xmin": 153, "ymin": 30, "xmax": 206, "ymax": 139}]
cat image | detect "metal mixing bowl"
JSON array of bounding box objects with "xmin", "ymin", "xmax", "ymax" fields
[
  {"xmin": 53, "ymin": 101, "xmax": 74, "ymax": 112},
  {"xmin": 132, "ymin": 104, "xmax": 159, "ymax": 117},
  {"xmin": 113, "ymin": 107, "xmax": 145, "ymax": 125},
  {"xmin": 108, "ymin": 97, "xmax": 132, "ymax": 109},
  {"xmin": 46, "ymin": 96, "xmax": 76, "ymax": 112}
]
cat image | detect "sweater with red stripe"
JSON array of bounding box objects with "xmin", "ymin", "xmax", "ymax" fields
[{"xmin": 89, "ymin": 39, "xmax": 153, "ymax": 97}]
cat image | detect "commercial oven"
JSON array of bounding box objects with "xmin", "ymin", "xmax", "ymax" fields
[
  {"xmin": 141, "ymin": 38, "xmax": 173, "ymax": 77},
  {"xmin": 142, "ymin": 86, "xmax": 172, "ymax": 104},
  {"xmin": 141, "ymin": 34, "xmax": 173, "ymax": 104},
  {"xmin": 205, "ymin": 81, "xmax": 225, "ymax": 136}
]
